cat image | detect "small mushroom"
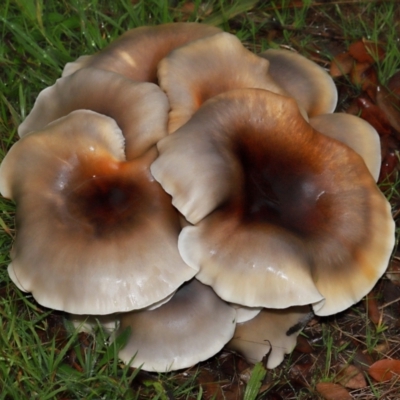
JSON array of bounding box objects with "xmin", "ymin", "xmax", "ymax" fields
[
  {"xmin": 230, "ymin": 304, "xmax": 262, "ymax": 323},
  {"xmin": 151, "ymin": 88, "xmax": 395, "ymax": 316},
  {"xmin": 259, "ymin": 48, "xmax": 338, "ymax": 117},
  {"xmin": 226, "ymin": 306, "xmax": 313, "ymax": 369},
  {"xmin": 0, "ymin": 110, "xmax": 197, "ymax": 315},
  {"xmin": 62, "ymin": 23, "xmax": 221, "ymax": 82},
  {"xmin": 18, "ymin": 68, "xmax": 169, "ymax": 160},
  {"xmin": 114, "ymin": 279, "xmax": 236, "ymax": 372},
  {"xmin": 158, "ymin": 32, "xmax": 286, "ymax": 132}
]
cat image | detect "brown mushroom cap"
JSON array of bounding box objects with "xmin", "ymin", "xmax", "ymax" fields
[
  {"xmin": 151, "ymin": 88, "xmax": 395, "ymax": 315},
  {"xmin": 0, "ymin": 110, "xmax": 197, "ymax": 315},
  {"xmin": 259, "ymin": 48, "xmax": 338, "ymax": 117},
  {"xmin": 309, "ymin": 113, "xmax": 381, "ymax": 181},
  {"xmin": 226, "ymin": 306, "xmax": 312, "ymax": 368},
  {"xmin": 62, "ymin": 23, "xmax": 221, "ymax": 82},
  {"xmin": 114, "ymin": 279, "xmax": 237, "ymax": 372},
  {"xmin": 18, "ymin": 68, "xmax": 169, "ymax": 160},
  {"xmin": 158, "ymin": 32, "xmax": 286, "ymax": 132}
]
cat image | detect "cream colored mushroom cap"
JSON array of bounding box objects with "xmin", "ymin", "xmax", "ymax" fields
[
  {"xmin": 259, "ymin": 48, "xmax": 338, "ymax": 117},
  {"xmin": 1, "ymin": 110, "xmax": 197, "ymax": 314},
  {"xmin": 18, "ymin": 68, "xmax": 169, "ymax": 160},
  {"xmin": 158, "ymin": 31, "xmax": 285, "ymax": 133},
  {"xmin": 115, "ymin": 279, "xmax": 237, "ymax": 372},
  {"xmin": 227, "ymin": 306, "xmax": 312, "ymax": 369}
]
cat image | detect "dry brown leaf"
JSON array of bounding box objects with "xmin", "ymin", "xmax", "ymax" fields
[
  {"xmin": 295, "ymin": 335, "xmax": 313, "ymax": 353},
  {"xmin": 348, "ymin": 39, "xmax": 385, "ymax": 64},
  {"xmin": 330, "ymin": 52, "xmax": 353, "ymax": 77},
  {"xmin": 354, "ymin": 96, "xmax": 392, "ymax": 136},
  {"xmin": 336, "ymin": 364, "xmax": 367, "ymax": 389},
  {"xmin": 365, "ymin": 293, "xmax": 381, "ymax": 324},
  {"xmin": 376, "ymin": 85, "xmax": 400, "ymax": 135},
  {"xmin": 358, "ymin": 66, "xmax": 379, "ymax": 101},
  {"xmin": 379, "ymin": 135, "xmax": 400, "ymax": 183},
  {"xmin": 315, "ymin": 382, "xmax": 352, "ymax": 400},
  {"xmin": 368, "ymin": 359, "xmax": 400, "ymax": 382},
  {"xmin": 388, "ymin": 70, "xmax": 400, "ymax": 97},
  {"xmin": 350, "ymin": 61, "xmax": 372, "ymax": 87}
]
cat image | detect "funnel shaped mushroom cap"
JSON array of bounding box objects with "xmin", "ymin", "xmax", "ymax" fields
[
  {"xmin": 227, "ymin": 306, "xmax": 312, "ymax": 369},
  {"xmin": 115, "ymin": 279, "xmax": 236, "ymax": 372},
  {"xmin": 18, "ymin": 68, "xmax": 169, "ymax": 160},
  {"xmin": 259, "ymin": 48, "xmax": 338, "ymax": 117},
  {"xmin": 152, "ymin": 89, "xmax": 395, "ymax": 315},
  {"xmin": 62, "ymin": 23, "xmax": 221, "ymax": 82},
  {"xmin": 0, "ymin": 110, "xmax": 197, "ymax": 314},
  {"xmin": 309, "ymin": 113, "xmax": 381, "ymax": 181},
  {"xmin": 158, "ymin": 32, "xmax": 286, "ymax": 132}
]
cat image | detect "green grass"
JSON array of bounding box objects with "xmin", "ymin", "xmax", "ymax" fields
[{"xmin": 1, "ymin": 0, "xmax": 400, "ymax": 399}]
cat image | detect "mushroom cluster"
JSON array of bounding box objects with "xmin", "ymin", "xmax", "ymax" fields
[{"xmin": 0, "ymin": 23, "xmax": 395, "ymax": 372}]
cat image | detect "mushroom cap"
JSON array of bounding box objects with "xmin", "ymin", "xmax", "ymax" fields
[
  {"xmin": 62, "ymin": 23, "xmax": 221, "ymax": 82},
  {"xmin": 0, "ymin": 110, "xmax": 197, "ymax": 315},
  {"xmin": 158, "ymin": 31, "xmax": 286, "ymax": 132},
  {"xmin": 114, "ymin": 279, "xmax": 237, "ymax": 372},
  {"xmin": 309, "ymin": 113, "xmax": 381, "ymax": 181},
  {"xmin": 18, "ymin": 68, "xmax": 169, "ymax": 160},
  {"xmin": 151, "ymin": 88, "xmax": 395, "ymax": 315},
  {"xmin": 230, "ymin": 304, "xmax": 262, "ymax": 323},
  {"xmin": 226, "ymin": 306, "xmax": 313, "ymax": 369},
  {"xmin": 259, "ymin": 48, "xmax": 338, "ymax": 117}
]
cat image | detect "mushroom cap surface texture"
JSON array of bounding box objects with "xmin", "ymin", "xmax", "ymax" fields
[
  {"xmin": 258, "ymin": 48, "xmax": 338, "ymax": 117},
  {"xmin": 151, "ymin": 88, "xmax": 395, "ymax": 316},
  {"xmin": 18, "ymin": 68, "xmax": 169, "ymax": 160},
  {"xmin": 0, "ymin": 110, "xmax": 197, "ymax": 315},
  {"xmin": 227, "ymin": 306, "xmax": 313, "ymax": 369},
  {"xmin": 114, "ymin": 279, "xmax": 236, "ymax": 372},
  {"xmin": 62, "ymin": 22, "xmax": 221, "ymax": 82},
  {"xmin": 309, "ymin": 113, "xmax": 381, "ymax": 181},
  {"xmin": 158, "ymin": 31, "xmax": 286, "ymax": 133}
]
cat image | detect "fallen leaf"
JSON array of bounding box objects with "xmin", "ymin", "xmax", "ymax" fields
[
  {"xmin": 315, "ymin": 382, "xmax": 352, "ymax": 400},
  {"xmin": 294, "ymin": 335, "xmax": 313, "ymax": 353},
  {"xmin": 376, "ymin": 85, "xmax": 400, "ymax": 135},
  {"xmin": 379, "ymin": 152, "xmax": 399, "ymax": 182},
  {"xmin": 330, "ymin": 52, "xmax": 353, "ymax": 77},
  {"xmin": 378, "ymin": 135, "xmax": 400, "ymax": 183},
  {"xmin": 388, "ymin": 70, "xmax": 400, "ymax": 97},
  {"xmin": 350, "ymin": 61, "xmax": 372, "ymax": 87},
  {"xmin": 354, "ymin": 96, "xmax": 392, "ymax": 136},
  {"xmin": 348, "ymin": 39, "xmax": 385, "ymax": 64},
  {"xmin": 368, "ymin": 359, "xmax": 400, "ymax": 382},
  {"xmin": 365, "ymin": 293, "xmax": 381, "ymax": 324},
  {"xmin": 360, "ymin": 66, "xmax": 379, "ymax": 100},
  {"xmin": 336, "ymin": 364, "xmax": 367, "ymax": 389}
]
